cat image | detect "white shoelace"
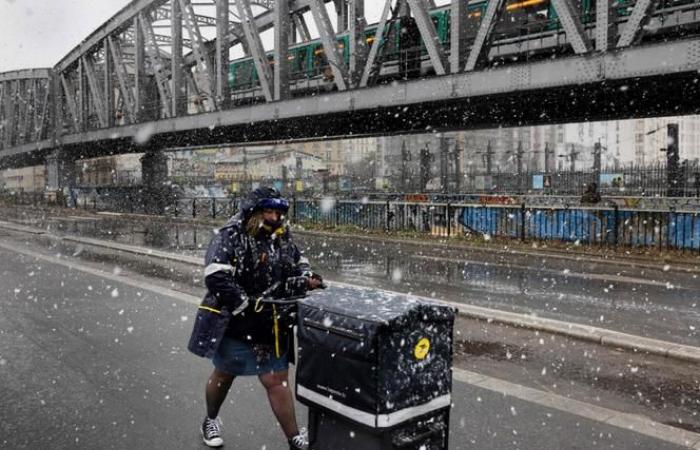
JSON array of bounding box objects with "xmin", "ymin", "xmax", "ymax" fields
[
  {"xmin": 204, "ymin": 418, "xmax": 221, "ymax": 437},
  {"xmin": 290, "ymin": 427, "xmax": 308, "ymax": 448}
]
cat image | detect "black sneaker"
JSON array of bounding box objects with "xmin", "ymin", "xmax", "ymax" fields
[
  {"xmin": 201, "ymin": 416, "xmax": 223, "ymax": 447},
  {"xmin": 289, "ymin": 427, "xmax": 309, "ymax": 450}
]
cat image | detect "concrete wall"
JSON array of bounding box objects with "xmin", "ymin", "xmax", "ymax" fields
[{"xmin": 1, "ymin": 166, "xmax": 45, "ymax": 193}]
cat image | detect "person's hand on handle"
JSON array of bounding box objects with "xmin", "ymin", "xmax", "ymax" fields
[{"xmin": 305, "ymin": 272, "xmax": 326, "ymax": 290}]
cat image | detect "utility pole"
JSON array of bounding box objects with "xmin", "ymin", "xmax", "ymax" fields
[
  {"xmin": 485, "ymin": 140, "xmax": 494, "ymax": 175},
  {"xmin": 666, "ymin": 123, "xmax": 680, "ymax": 197},
  {"xmin": 295, "ymin": 154, "xmax": 303, "ymax": 193},
  {"xmin": 419, "ymin": 145, "xmax": 432, "ymax": 191},
  {"xmin": 558, "ymin": 144, "xmax": 580, "ymax": 173},
  {"xmin": 400, "ymin": 140, "xmax": 410, "ymax": 191},
  {"xmin": 593, "ymin": 141, "xmax": 603, "ymax": 176},
  {"xmin": 282, "ymin": 164, "xmax": 288, "ymax": 192},
  {"xmin": 452, "ymin": 141, "xmax": 462, "ymax": 192},
  {"xmin": 544, "ymin": 142, "xmax": 555, "ymax": 173},
  {"xmin": 440, "ymin": 136, "xmax": 449, "ymax": 194},
  {"xmin": 243, "ymin": 148, "xmax": 249, "ymax": 191},
  {"xmin": 516, "ymin": 140, "xmax": 525, "ymax": 176},
  {"xmin": 568, "ymin": 144, "xmax": 579, "ymax": 172},
  {"xmin": 478, "ymin": 140, "xmax": 495, "ymax": 175}
]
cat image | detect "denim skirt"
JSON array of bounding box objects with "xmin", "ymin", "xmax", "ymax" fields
[{"xmin": 212, "ymin": 336, "xmax": 289, "ymax": 376}]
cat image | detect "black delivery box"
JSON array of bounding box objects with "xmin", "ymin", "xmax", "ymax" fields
[{"xmin": 296, "ymin": 287, "xmax": 455, "ymax": 434}]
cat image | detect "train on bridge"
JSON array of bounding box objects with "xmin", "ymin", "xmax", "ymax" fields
[{"xmin": 229, "ymin": 0, "xmax": 696, "ymax": 98}]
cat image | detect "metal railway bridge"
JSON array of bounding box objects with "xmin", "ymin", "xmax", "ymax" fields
[{"xmin": 1, "ymin": 0, "xmax": 700, "ymax": 192}]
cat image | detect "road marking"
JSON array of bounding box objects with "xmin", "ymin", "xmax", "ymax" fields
[
  {"xmin": 0, "ymin": 240, "xmax": 201, "ymax": 306},
  {"xmin": 453, "ymin": 368, "xmax": 700, "ymax": 449},
  {"xmin": 1, "ymin": 238, "xmax": 699, "ymax": 447},
  {"xmin": 411, "ymin": 254, "xmax": 685, "ymax": 289},
  {"xmin": 2, "ymin": 223, "xmax": 699, "ymax": 364}
]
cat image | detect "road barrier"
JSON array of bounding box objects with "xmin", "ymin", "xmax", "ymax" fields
[
  {"xmin": 292, "ymin": 198, "xmax": 700, "ymax": 252},
  {"xmin": 4, "ymin": 192, "xmax": 699, "ymax": 252}
]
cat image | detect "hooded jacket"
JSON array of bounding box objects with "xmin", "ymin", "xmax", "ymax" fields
[{"xmin": 187, "ymin": 189, "xmax": 310, "ymax": 358}]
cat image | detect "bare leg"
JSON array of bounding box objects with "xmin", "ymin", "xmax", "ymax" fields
[
  {"xmin": 259, "ymin": 370, "xmax": 299, "ymax": 439},
  {"xmin": 206, "ymin": 368, "xmax": 235, "ymax": 419}
]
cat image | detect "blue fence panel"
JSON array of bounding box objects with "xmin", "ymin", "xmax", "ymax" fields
[
  {"xmin": 460, "ymin": 207, "xmax": 619, "ymax": 244},
  {"xmin": 458, "ymin": 207, "xmax": 517, "ymax": 237},
  {"xmin": 668, "ymin": 212, "xmax": 700, "ymax": 250}
]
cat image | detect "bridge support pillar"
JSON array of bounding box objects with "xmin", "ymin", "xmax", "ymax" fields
[
  {"xmin": 45, "ymin": 150, "xmax": 76, "ymax": 201},
  {"xmin": 140, "ymin": 150, "xmax": 170, "ymax": 214}
]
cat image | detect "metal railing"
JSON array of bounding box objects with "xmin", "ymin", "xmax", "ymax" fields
[
  {"xmin": 291, "ymin": 198, "xmax": 700, "ymax": 253},
  {"xmin": 3, "ymin": 191, "xmax": 699, "ymax": 252}
]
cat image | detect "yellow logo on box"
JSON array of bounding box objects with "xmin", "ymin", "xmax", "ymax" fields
[{"xmin": 414, "ymin": 338, "xmax": 431, "ymax": 360}]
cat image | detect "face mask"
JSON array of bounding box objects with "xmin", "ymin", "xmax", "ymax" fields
[{"xmin": 260, "ymin": 217, "xmax": 283, "ymax": 235}]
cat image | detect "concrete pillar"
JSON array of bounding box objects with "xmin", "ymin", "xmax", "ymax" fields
[
  {"xmin": 45, "ymin": 149, "xmax": 76, "ymax": 191},
  {"xmin": 141, "ymin": 150, "xmax": 170, "ymax": 214}
]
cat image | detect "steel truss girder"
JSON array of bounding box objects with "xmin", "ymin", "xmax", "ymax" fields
[
  {"xmin": 178, "ymin": 0, "xmax": 217, "ymax": 111},
  {"xmin": 274, "ymin": 0, "xmax": 291, "ymax": 100},
  {"xmin": 347, "ymin": 0, "xmax": 367, "ymax": 84},
  {"xmin": 172, "ymin": 0, "xmax": 187, "ymax": 116},
  {"xmin": 465, "ymin": 0, "xmax": 507, "ymax": 71},
  {"xmin": 107, "ymin": 36, "xmax": 137, "ymax": 123},
  {"xmin": 37, "ymin": 79, "xmax": 50, "ymax": 142},
  {"xmin": 617, "ymin": 0, "xmax": 656, "ymax": 48},
  {"xmin": 359, "ymin": 0, "xmax": 393, "ymax": 88},
  {"xmin": 60, "ymin": 74, "xmax": 80, "ymax": 133},
  {"xmin": 406, "ymin": 0, "xmax": 447, "ymax": 75},
  {"xmin": 0, "ymin": 83, "xmax": 6, "ymax": 147},
  {"xmin": 596, "ymin": 0, "xmax": 613, "ymax": 51},
  {"xmin": 28, "ymin": 80, "xmax": 41, "ymax": 143},
  {"xmin": 153, "ymin": 5, "xmax": 239, "ymax": 29},
  {"xmin": 15, "ymin": 81, "xmax": 30, "ymax": 145},
  {"xmin": 139, "ymin": 11, "xmax": 174, "ymax": 118},
  {"xmin": 310, "ymin": 0, "xmax": 349, "ymax": 90},
  {"xmin": 103, "ymin": 38, "xmax": 115, "ymax": 128},
  {"xmin": 53, "ymin": 0, "xmax": 316, "ymax": 76},
  {"xmin": 82, "ymin": 55, "xmax": 109, "ymax": 127},
  {"xmin": 237, "ymin": 0, "xmax": 274, "ymax": 101},
  {"xmin": 215, "ymin": 1, "xmax": 231, "ymax": 108},
  {"xmin": 21, "ymin": 36, "xmax": 700, "ymax": 160},
  {"xmin": 293, "ymin": 13, "xmax": 312, "ymax": 41},
  {"xmin": 3, "ymin": 81, "xmax": 18, "ymax": 147},
  {"xmin": 5, "ymin": 82, "xmax": 19, "ymax": 147},
  {"xmin": 450, "ymin": 0, "xmax": 466, "ymax": 74},
  {"xmin": 550, "ymin": 0, "xmax": 592, "ymax": 54},
  {"xmin": 360, "ymin": 0, "xmax": 392, "ymax": 88}
]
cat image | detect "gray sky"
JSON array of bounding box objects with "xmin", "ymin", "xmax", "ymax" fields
[{"xmin": 0, "ymin": 0, "xmax": 129, "ymax": 72}]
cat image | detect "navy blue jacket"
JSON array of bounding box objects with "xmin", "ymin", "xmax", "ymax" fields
[{"xmin": 188, "ymin": 212, "xmax": 310, "ymax": 358}]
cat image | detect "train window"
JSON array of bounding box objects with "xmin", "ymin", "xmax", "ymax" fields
[
  {"xmin": 295, "ymin": 48, "xmax": 308, "ymax": 77},
  {"xmin": 313, "ymin": 45, "xmax": 328, "ymax": 71},
  {"xmin": 237, "ymin": 61, "xmax": 255, "ymax": 88}
]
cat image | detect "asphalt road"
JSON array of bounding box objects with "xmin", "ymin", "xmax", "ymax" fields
[
  {"xmin": 6, "ymin": 208, "xmax": 697, "ymax": 347},
  {"xmin": 1, "ymin": 233, "xmax": 697, "ymax": 449}
]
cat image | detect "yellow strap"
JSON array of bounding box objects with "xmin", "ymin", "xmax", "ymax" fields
[
  {"xmin": 198, "ymin": 305, "xmax": 221, "ymax": 314},
  {"xmin": 273, "ymin": 305, "xmax": 280, "ymax": 358}
]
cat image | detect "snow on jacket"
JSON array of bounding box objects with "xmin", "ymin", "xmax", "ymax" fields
[{"xmin": 187, "ymin": 211, "xmax": 310, "ymax": 358}]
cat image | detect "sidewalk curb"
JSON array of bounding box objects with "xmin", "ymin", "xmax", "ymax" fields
[{"xmin": 1, "ymin": 219, "xmax": 698, "ymax": 365}]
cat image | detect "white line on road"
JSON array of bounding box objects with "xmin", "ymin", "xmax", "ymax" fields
[
  {"xmin": 0, "ymin": 240, "xmax": 202, "ymax": 306},
  {"xmin": 453, "ymin": 368, "xmax": 700, "ymax": 449},
  {"xmin": 1, "ymin": 238, "xmax": 697, "ymax": 448},
  {"xmin": 411, "ymin": 254, "xmax": 686, "ymax": 289}
]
